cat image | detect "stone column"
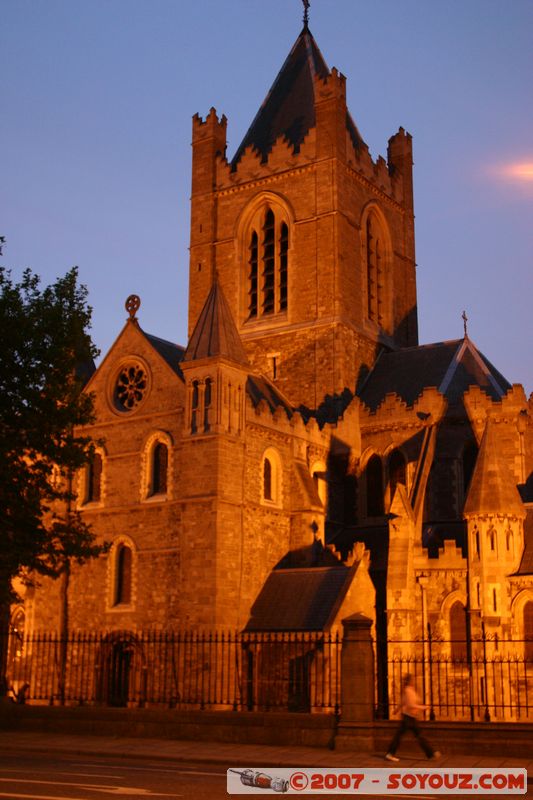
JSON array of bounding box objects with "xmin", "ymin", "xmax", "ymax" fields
[{"xmin": 335, "ymin": 613, "xmax": 375, "ymax": 751}]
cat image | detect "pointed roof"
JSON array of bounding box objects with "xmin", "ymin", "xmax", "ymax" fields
[
  {"xmin": 244, "ymin": 566, "xmax": 356, "ymax": 631},
  {"xmin": 231, "ymin": 27, "xmax": 363, "ymax": 167},
  {"xmin": 142, "ymin": 330, "xmax": 185, "ymax": 376},
  {"xmin": 358, "ymin": 337, "xmax": 511, "ymax": 411},
  {"xmin": 183, "ymin": 278, "xmax": 248, "ymax": 365},
  {"xmin": 464, "ymin": 419, "xmax": 525, "ymax": 518}
]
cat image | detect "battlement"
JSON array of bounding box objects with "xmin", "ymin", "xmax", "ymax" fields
[
  {"xmin": 359, "ymin": 387, "xmax": 447, "ymax": 427},
  {"xmin": 192, "ymin": 107, "xmax": 227, "ymax": 144},
  {"xmin": 313, "ymin": 66, "xmax": 347, "ymax": 101}
]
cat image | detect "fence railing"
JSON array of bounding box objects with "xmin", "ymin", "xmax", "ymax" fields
[
  {"xmin": 383, "ymin": 629, "xmax": 533, "ymax": 722},
  {"xmin": 5, "ymin": 626, "xmax": 533, "ymax": 721},
  {"xmin": 4, "ymin": 629, "xmax": 341, "ymax": 714}
]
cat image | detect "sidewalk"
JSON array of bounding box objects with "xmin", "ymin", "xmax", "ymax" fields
[{"xmin": 0, "ymin": 730, "xmax": 531, "ymax": 777}]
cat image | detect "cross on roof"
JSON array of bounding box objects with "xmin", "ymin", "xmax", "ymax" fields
[
  {"xmin": 302, "ymin": 0, "xmax": 310, "ymax": 29},
  {"xmin": 462, "ymin": 310, "xmax": 468, "ymax": 338}
]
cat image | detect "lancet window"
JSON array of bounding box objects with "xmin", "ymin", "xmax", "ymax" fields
[
  {"xmin": 366, "ymin": 215, "xmax": 384, "ymax": 324},
  {"xmin": 247, "ymin": 206, "xmax": 289, "ymax": 319},
  {"xmin": 114, "ymin": 544, "xmax": 132, "ymax": 606}
]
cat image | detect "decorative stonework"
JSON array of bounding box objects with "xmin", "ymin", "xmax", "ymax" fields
[{"xmin": 109, "ymin": 358, "xmax": 151, "ymax": 415}]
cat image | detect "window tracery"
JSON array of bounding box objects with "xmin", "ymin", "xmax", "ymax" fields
[{"xmin": 244, "ymin": 203, "xmax": 290, "ymax": 320}]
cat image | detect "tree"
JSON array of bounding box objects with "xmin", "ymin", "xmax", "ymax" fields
[{"xmin": 0, "ymin": 265, "xmax": 105, "ymax": 694}]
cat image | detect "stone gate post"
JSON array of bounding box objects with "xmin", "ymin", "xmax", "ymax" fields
[{"xmin": 335, "ymin": 613, "xmax": 375, "ymax": 751}]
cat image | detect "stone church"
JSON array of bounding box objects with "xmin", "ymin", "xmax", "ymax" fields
[{"xmin": 16, "ymin": 19, "xmax": 533, "ymax": 705}]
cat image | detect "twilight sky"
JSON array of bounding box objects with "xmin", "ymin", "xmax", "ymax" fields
[{"xmin": 2, "ymin": 0, "xmax": 532, "ymax": 394}]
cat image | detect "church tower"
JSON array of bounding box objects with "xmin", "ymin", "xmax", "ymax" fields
[{"xmin": 188, "ymin": 22, "xmax": 418, "ymax": 411}]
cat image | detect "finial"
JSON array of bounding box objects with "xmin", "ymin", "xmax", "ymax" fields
[
  {"xmin": 462, "ymin": 309, "xmax": 468, "ymax": 338},
  {"xmin": 302, "ymin": 0, "xmax": 310, "ymax": 30},
  {"xmin": 125, "ymin": 294, "xmax": 141, "ymax": 321}
]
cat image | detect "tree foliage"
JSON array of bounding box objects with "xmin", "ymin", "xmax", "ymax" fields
[{"xmin": 0, "ymin": 266, "xmax": 105, "ymax": 609}]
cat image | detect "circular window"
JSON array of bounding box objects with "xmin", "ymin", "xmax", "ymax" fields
[{"xmin": 114, "ymin": 363, "xmax": 148, "ymax": 412}]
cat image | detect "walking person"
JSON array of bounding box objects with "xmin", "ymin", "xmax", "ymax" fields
[{"xmin": 385, "ymin": 674, "xmax": 441, "ymax": 761}]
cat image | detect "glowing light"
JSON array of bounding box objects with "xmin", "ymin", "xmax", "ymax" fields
[{"xmin": 494, "ymin": 161, "xmax": 533, "ymax": 182}]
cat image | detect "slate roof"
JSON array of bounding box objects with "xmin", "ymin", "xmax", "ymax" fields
[
  {"xmin": 183, "ymin": 280, "xmax": 248, "ymax": 365},
  {"xmin": 143, "ymin": 331, "xmax": 185, "ymax": 376},
  {"xmin": 464, "ymin": 419, "xmax": 525, "ymax": 518},
  {"xmin": 358, "ymin": 338, "xmax": 511, "ymax": 412},
  {"xmin": 246, "ymin": 374, "xmax": 293, "ymax": 417},
  {"xmin": 231, "ymin": 26, "xmax": 363, "ymax": 167},
  {"xmin": 244, "ymin": 566, "xmax": 355, "ymax": 631},
  {"xmin": 517, "ymin": 509, "xmax": 533, "ymax": 575}
]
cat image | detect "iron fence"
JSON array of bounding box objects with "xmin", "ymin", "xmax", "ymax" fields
[
  {"xmin": 4, "ymin": 629, "xmax": 341, "ymax": 713},
  {"xmin": 382, "ymin": 627, "xmax": 533, "ymax": 722}
]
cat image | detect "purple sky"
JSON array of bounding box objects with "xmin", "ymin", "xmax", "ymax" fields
[{"xmin": 2, "ymin": 0, "xmax": 532, "ymax": 394}]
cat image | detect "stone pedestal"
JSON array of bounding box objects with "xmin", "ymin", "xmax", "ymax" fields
[{"xmin": 335, "ymin": 613, "xmax": 375, "ymax": 752}]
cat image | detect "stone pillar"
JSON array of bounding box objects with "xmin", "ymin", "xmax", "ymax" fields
[{"xmin": 335, "ymin": 613, "xmax": 375, "ymax": 751}]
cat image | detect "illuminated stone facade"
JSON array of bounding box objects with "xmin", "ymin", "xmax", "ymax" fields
[{"xmin": 17, "ymin": 25, "xmax": 533, "ymax": 714}]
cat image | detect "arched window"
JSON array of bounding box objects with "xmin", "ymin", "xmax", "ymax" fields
[
  {"xmin": 263, "ymin": 458, "xmax": 273, "ymax": 501},
  {"xmin": 151, "ymin": 442, "xmax": 168, "ymax": 496},
  {"xmin": 114, "ymin": 544, "xmax": 132, "ymax": 606},
  {"xmin": 141, "ymin": 432, "xmax": 173, "ymax": 501},
  {"xmin": 450, "ymin": 601, "xmax": 467, "ymax": 661},
  {"xmin": 365, "ymin": 214, "xmax": 385, "ymax": 324},
  {"xmin": 191, "ymin": 381, "xmax": 199, "ymax": 434},
  {"xmin": 366, "ymin": 455, "xmax": 384, "ymax": 517},
  {"xmin": 524, "ymin": 601, "xmax": 533, "ymax": 662},
  {"xmin": 388, "ymin": 449, "xmax": 407, "ymax": 499},
  {"xmin": 86, "ymin": 452, "xmax": 102, "ymax": 503},
  {"xmin": 488, "ymin": 526, "xmax": 497, "ymax": 553},
  {"xmin": 261, "ymin": 448, "xmax": 282, "ymax": 507},
  {"xmin": 204, "ymin": 378, "xmax": 212, "ymax": 432},
  {"xmin": 246, "ymin": 205, "xmax": 289, "ymax": 319}
]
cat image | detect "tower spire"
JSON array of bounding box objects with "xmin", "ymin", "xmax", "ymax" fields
[{"xmin": 302, "ymin": 0, "xmax": 310, "ymax": 30}]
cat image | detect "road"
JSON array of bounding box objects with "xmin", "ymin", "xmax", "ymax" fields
[{"xmin": 0, "ymin": 751, "xmax": 529, "ymax": 799}]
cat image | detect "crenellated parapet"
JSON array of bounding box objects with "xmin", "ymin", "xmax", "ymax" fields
[
  {"xmin": 359, "ymin": 387, "xmax": 447, "ymax": 432},
  {"xmin": 192, "ymin": 107, "xmax": 227, "ymax": 146}
]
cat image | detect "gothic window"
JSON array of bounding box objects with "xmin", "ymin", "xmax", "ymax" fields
[
  {"xmin": 505, "ymin": 525, "xmax": 513, "ymax": 552},
  {"xmin": 114, "ymin": 362, "xmax": 148, "ymax": 412},
  {"xmin": 261, "ymin": 448, "xmax": 282, "ymax": 506},
  {"xmin": 114, "ymin": 544, "xmax": 132, "ymax": 606},
  {"xmin": 86, "ymin": 452, "xmax": 102, "ymax": 503},
  {"xmin": 450, "ymin": 601, "xmax": 467, "ymax": 661},
  {"xmin": 141, "ymin": 432, "xmax": 172, "ymax": 501},
  {"xmin": 488, "ymin": 526, "xmax": 496, "ymax": 553},
  {"xmin": 279, "ymin": 223, "xmax": 288, "ymax": 311},
  {"xmin": 366, "ymin": 454, "xmax": 384, "ymax": 517},
  {"xmin": 473, "ymin": 525, "xmax": 480, "ymax": 558},
  {"xmin": 248, "ymin": 231, "xmax": 258, "ymax": 317},
  {"xmin": 204, "ymin": 378, "xmax": 212, "ymax": 432},
  {"xmin": 263, "ymin": 458, "xmax": 273, "ymax": 501},
  {"xmin": 365, "ymin": 214, "xmax": 384, "ymax": 324},
  {"xmin": 246, "ymin": 205, "xmax": 289, "ymax": 320},
  {"xmin": 388, "ymin": 449, "xmax": 407, "ymax": 500},
  {"xmin": 191, "ymin": 381, "xmax": 199, "ymax": 434},
  {"xmin": 151, "ymin": 442, "xmax": 168, "ymax": 496},
  {"xmin": 524, "ymin": 602, "xmax": 533, "ymax": 662}
]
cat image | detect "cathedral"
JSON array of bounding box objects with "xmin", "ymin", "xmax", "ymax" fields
[{"xmin": 15, "ymin": 17, "xmax": 533, "ymax": 713}]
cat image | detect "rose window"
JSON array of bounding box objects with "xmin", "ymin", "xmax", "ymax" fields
[{"xmin": 114, "ymin": 364, "xmax": 147, "ymax": 411}]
